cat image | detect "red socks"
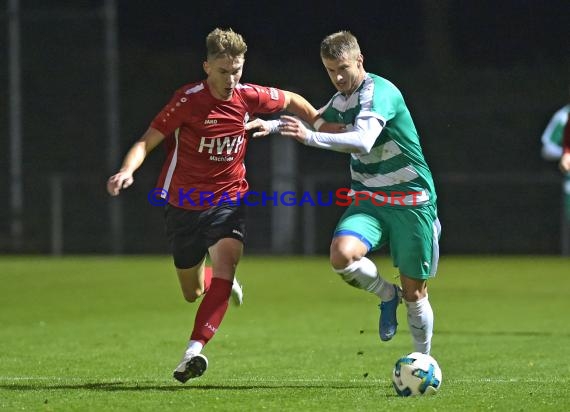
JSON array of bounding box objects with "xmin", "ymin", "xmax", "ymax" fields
[{"xmin": 190, "ymin": 277, "xmax": 232, "ymax": 345}]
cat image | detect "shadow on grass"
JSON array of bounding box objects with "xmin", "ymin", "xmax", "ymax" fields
[
  {"xmin": 436, "ymin": 330, "xmax": 570, "ymax": 337},
  {"xmin": 0, "ymin": 381, "xmax": 376, "ymax": 392}
]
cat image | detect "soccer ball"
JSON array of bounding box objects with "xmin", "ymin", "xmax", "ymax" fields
[{"xmin": 392, "ymin": 352, "xmax": 442, "ymax": 396}]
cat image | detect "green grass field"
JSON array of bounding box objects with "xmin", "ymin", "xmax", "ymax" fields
[{"xmin": 1, "ymin": 255, "xmax": 569, "ymax": 411}]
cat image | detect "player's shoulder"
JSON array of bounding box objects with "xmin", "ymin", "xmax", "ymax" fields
[
  {"xmin": 174, "ymin": 81, "xmax": 207, "ymax": 98},
  {"xmin": 557, "ymin": 104, "xmax": 570, "ymax": 115},
  {"xmin": 365, "ymin": 73, "xmax": 400, "ymax": 93},
  {"xmin": 237, "ymin": 82, "xmax": 281, "ymax": 100},
  {"xmin": 548, "ymin": 104, "xmax": 570, "ymax": 123},
  {"xmin": 364, "ymin": 73, "xmax": 404, "ymax": 102}
]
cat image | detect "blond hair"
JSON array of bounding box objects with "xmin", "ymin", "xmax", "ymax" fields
[
  {"xmin": 206, "ymin": 28, "xmax": 247, "ymax": 60},
  {"xmin": 320, "ymin": 31, "xmax": 361, "ymax": 60}
]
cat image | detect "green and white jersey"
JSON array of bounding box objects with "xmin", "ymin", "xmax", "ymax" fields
[
  {"xmin": 319, "ymin": 73, "xmax": 436, "ymax": 207},
  {"xmin": 541, "ymin": 104, "xmax": 570, "ymax": 161}
]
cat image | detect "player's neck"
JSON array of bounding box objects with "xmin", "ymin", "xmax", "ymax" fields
[{"xmin": 343, "ymin": 72, "xmax": 366, "ymax": 97}]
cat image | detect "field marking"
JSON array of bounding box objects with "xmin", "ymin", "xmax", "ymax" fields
[{"xmin": 0, "ymin": 376, "xmax": 568, "ymax": 384}]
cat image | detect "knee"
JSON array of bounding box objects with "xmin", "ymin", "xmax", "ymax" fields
[
  {"xmin": 401, "ymin": 282, "xmax": 428, "ymax": 302},
  {"xmin": 329, "ymin": 241, "xmax": 364, "ymax": 271},
  {"xmin": 329, "ymin": 248, "xmax": 351, "ymax": 271},
  {"xmin": 402, "ymin": 289, "xmax": 424, "ymax": 302},
  {"xmin": 182, "ymin": 288, "xmax": 204, "ymax": 303}
]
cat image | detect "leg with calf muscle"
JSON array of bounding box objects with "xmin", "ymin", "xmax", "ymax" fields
[
  {"xmin": 189, "ymin": 238, "xmax": 242, "ymax": 346},
  {"xmin": 330, "ymin": 236, "xmax": 395, "ymax": 301},
  {"xmin": 401, "ymin": 274, "xmax": 433, "ymax": 354},
  {"xmin": 173, "ymin": 240, "xmax": 242, "ymax": 383},
  {"xmin": 176, "ymin": 257, "xmax": 209, "ymax": 303},
  {"xmin": 331, "ymin": 235, "xmax": 400, "ymax": 341}
]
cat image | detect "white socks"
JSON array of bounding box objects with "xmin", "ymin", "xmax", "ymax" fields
[
  {"xmin": 405, "ymin": 295, "xmax": 433, "ymax": 354},
  {"xmin": 185, "ymin": 340, "xmax": 203, "ymax": 356},
  {"xmin": 335, "ymin": 258, "xmax": 433, "ymax": 354},
  {"xmin": 334, "ymin": 257, "xmax": 395, "ymax": 301}
]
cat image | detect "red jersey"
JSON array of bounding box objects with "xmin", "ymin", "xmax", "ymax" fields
[{"xmin": 150, "ymin": 81, "xmax": 286, "ymax": 209}]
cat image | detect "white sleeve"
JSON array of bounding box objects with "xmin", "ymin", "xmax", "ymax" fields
[
  {"xmin": 542, "ymin": 140, "xmax": 563, "ymax": 160},
  {"xmin": 304, "ymin": 116, "xmax": 383, "ymax": 153},
  {"xmin": 540, "ymin": 108, "xmax": 567, "ymax": 160}
]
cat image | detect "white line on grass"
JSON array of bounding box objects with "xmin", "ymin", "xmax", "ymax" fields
[{"xmin": 0, "ymin": 376, "xmax": 568, "ymax": 384}]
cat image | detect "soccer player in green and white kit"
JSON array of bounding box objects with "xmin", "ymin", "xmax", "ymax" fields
[
  {"xmin": 250, "ymin": 31, "xmax": 441, "ymax": 354},
  {"xmin": 541, "ymin": 103, "xmax": 569, "ymax": 161},
  {"xmin": 541, "ymin": 100, "xmax": 570, "ymax": 254}
]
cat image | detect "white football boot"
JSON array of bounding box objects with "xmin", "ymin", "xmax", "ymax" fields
[{"xmin": 231, "ymin": 277, "xmax": 244, "ymax": 306}]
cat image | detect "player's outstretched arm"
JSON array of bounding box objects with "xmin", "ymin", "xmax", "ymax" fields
[
  {"xmin": 106, "ymin": 127, "xmax": 165, "ymax": 196},
  {"xmin": 279, "ymin": 115, "xmax": 381, "ymax": 154},
  {"xmin": 278, "ymin": 115, "xmax": 310, "ymax": 143}
]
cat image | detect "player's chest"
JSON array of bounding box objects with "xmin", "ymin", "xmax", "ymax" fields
[
  {"xmin": 324, "ymin": 105, "xmax": 361, "ymax": 125},
  {"xmin": 184, "ymin": 103, "xmax": 251, "ymax": 137},
  {"xmin": 180, "ymin": 104, "xmax": 251, "ymax": 157},
  {"xmin": 327, "ymin": 95, "xmax": 362, "ymax": 125}
]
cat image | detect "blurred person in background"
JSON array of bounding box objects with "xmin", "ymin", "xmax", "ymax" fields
[
  {"xmin": 540, "ymin": 93, "xmax": 570, "ymax": 255},
  {"xmin": 540, "ymin": 101, "xmax": 569, "ymax": 161},
  {"xmin": 558, "ymin": 120, "xmax": 570, "ymax": 254}
]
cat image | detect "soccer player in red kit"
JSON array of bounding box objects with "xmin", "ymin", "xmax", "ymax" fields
[{"xmin": 106, "ymin": 28, "xmax": 323, "ymax": 383}]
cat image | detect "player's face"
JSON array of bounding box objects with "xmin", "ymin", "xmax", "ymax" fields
[
  {"xmin": 204, "ymin": 55, "xmax": 244, "ymax": 100},
  {"xmin": 321, "ymin": 53, "xmax": 365, "ymax": 96}
]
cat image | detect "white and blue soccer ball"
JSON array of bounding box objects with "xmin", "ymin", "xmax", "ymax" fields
[{"xmin": 392, "ymin": 352, "xmax": 442, "ymax": 396}]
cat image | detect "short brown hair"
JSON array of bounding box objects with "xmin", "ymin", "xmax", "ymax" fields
[
  {"xmin": 320, "ymin": 31, "xmax": 361, "ymax": 60},
  {"xmin": 206, "ymin": 28, "xmax": 247, "ymax": 60}
]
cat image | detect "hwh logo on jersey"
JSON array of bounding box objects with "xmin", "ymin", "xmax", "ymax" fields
[{"xmin": 198, "ymin": 135, "xmax": 244, "ymax": 155}]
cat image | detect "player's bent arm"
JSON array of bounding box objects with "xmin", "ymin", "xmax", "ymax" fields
[
  {"xmin": 304, "ymin": 116, "xmax": 383, "ymax": 154},
  {"xmin": 120, "ymin": 127, "xmax": 165, "ymax": 173},
  {"xmin": 282, "ymin": 91, "xmax": 320, "ymax": 125},
  {"xmin": 542, "ymin": 108, "xmax": 568, "ymax": 160},
  {"xmin": 247, "ymin": 91, "xmax": 346, "ymax": 138},
  {"xmin": 106, "ymin": 127, "xmax": 165, "ymax": 196},
  {"xmin": 245, "ymin": 92, "xmax": 318, "ymax": 138},
  {"xmin": 282, "ymin": 91, "xmax": 346, "ymax": 132},
  {"xmin": 542, "ymin": 140, "xmax": 563, "ymax": 161}
]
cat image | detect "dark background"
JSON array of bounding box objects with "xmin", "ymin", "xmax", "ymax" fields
[{"xmin": 0, "ymin": 0, "xmax": 568, "ymax": 254}]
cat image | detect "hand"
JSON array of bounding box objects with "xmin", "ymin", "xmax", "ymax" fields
[
  {"xmin": 278, "ymin": 115, "xmax": 309, "ymax": 143},
  {"xmin": 245, "ymin": 118, "xmax": 276, "ymax": 138},
  {"xmin": 107, "ymin": 170, "xmax": 134, "ymax": 196},
  {"xmin": 560, "ymin": 153, "xmax": 570, "ymax": 174}
]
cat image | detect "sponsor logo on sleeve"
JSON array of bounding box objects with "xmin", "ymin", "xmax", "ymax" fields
[{"xmin": 269, "ymin": 87, "xmax": 279, "ymax": 100}]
